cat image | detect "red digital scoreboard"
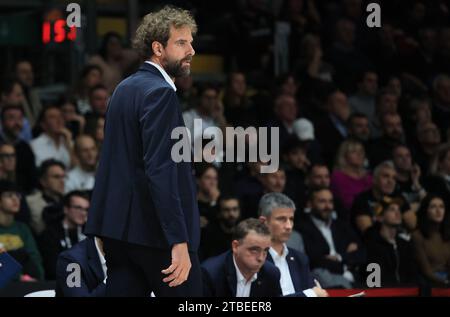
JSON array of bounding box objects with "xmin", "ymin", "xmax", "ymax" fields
[{"xmin": 42, "ymin": 8, "xmax": 77, "ymax": 44}]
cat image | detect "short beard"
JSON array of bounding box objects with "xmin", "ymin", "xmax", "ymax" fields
[{"xmin": 163, "ymin": 56, "xmax": 191, "ymax": 78}]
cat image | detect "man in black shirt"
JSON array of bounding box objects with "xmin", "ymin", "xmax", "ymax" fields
[
  {"xmin": 363, "ymin": 199, "xmax": 417, "ymax": 287},
  {"xmin": 200, "ymin": 195, "xmax": 241, "ymax": 261},
  {"xmin": 351, "ymin": 161, "xmax": 413, "ymax": 234}
]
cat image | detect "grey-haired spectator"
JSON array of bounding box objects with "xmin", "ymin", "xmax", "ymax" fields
[
  {"xmin": 259, "ymin": 192, "xmax": 328, "ymax": 297},
  {"xmin": 31, "ymin": 105, "xmax": 73, "ymax": 168},
  {"xmin": 65, "ymin": 135, "xmax": 98, "ymax": 193},
  {"xmin": 26, "ymin": 159, "xmax": 65, "ymax": 235},
  {"xmin": 351, "ymin": 161, "xmax": 414, "ymax": 234}
]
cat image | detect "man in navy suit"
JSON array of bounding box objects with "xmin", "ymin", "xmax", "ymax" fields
[
  {"xmin": 84, "ymin": 6, "xmax": 202, "ymax": 296},
  {"xmin": 298, "ymin": 187, "xmax": 366, "ymax": 288},
  {"xmin": 201, "ymin": 218, "xmax": 282, "ymax": 297},
  {"xmin": 258, "ymin": 192, "xmax": 328, "ymax": 297},
  {"xmin": 55, "ymin": 237, "xmax": 106, "ymax": 297}
]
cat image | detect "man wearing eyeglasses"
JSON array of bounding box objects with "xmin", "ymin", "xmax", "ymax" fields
[{"xmin": 39, "ymin": 190, "xmax": 89, "ymax": 280}]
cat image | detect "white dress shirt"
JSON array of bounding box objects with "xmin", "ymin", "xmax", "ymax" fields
[
  {"xmin": 269, "ymin": 244, "xmax": 316, "ymax": 297},
  {"xmin": 311, "ymin": 216, "xmax": 340, "ymax": 258},
  {"xmin": 144, "ymin": 61, "xmax": 177, "ymax": 91},
  {"xmin": 233, "ymin": 255, "xmax": 257, "ymax": 297},
  {"xmin": 65, "ymin": 166, "xmax": 95, "ymax": 193},
  {"xmin": 31, "ymin": 133, "xmax": 71, "ymax": 168},
  {"xmin": 311, "ymin": 215, "xmax": 354, "ymax": 282},
  {"xmin": 94, "ymin": 238, "xmax": 107, "ymax": 284}
]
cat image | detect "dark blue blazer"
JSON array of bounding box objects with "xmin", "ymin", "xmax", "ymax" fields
[
  {"xmin": 201, "ymin": 251, "xmax": 282, "ymax": 297},
  {"xmin": 85, "ymin": 62, "xmax": 200, "ymax": 251},
  {"xmin": 55, "ymin": 238, "xmax": 105, "ymax": 297},
  {"xmin": 266, "ymin": 247, "xmax": 315, "ymax": 295}
]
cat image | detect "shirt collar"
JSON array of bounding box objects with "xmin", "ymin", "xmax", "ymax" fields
[
  {"xmin": 145, "ymin": 61, "xmax": 177, "ymax": 92},
  {"xmin": 269, "ymin": 244, "xmax": 289, "ymax": 261},
  {"xmin": 233, "ymin": 254, "xmax": 257, "ymax": 284},
  {"xmin": 311, "ymin": 214, "xmax": 332, "ymax": 228}
]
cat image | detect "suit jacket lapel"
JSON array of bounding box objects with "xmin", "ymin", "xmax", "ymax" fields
[
  {"xmin": 225, "ymin": 252, "xmax": 237, "ymax": 297},
  {"xmin": 286, "ymin": 249, "xmax": 301, "ymax": 292},
  {"xmin": 87, "ymin": 238, "xmax": 105, "ymax": 282}
]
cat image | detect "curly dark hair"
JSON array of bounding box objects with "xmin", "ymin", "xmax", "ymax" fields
[{"xmin": 132, "ymin": 5, "xmax": 197, "ymax": 60}]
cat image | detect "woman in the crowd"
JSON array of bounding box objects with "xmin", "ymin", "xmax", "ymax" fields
[
  {"xmin": 331, "ymin": 139, "xmax": 373, "ymax": 213},
  {"xmin": 88, "ymin": 32, "xmax": 139, "ymax": 93},
  {"xmin": 412, "ymin": 194, "xmax": 450, "ymax": 287},
  {"xmin": 424, "ymin": 143, "xmax": 450, "ymax": 207},
  {"xmin": 72, "ymin": 64, "xmax": 103, "ymax": 115},
  {"xmin": 195, "ymin": 163, "xmax": 221, "ymax": 229}
]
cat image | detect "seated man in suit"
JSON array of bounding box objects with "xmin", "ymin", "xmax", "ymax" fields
[
  {"xmin": 299, "ymin": 187, "xmax": 366, "ymax": 288},
  {"xmin": 201, "ymin": 218, "xmax": 282, "ymax": 297},
  {"xmin": 258, "ymin": 192, "xmax": 328, "ymax": 297},
  {"xmin": 55, "ymin": 237, "xmax": 106, "ymax": 297}
]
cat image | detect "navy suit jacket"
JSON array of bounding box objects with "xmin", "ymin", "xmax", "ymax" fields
[
  {"xmin": 201, "ymin": 251, "xmax": 282, "ymax": 297},
  {"xmin": 266, "ymin": 247, "xmax": 314, "ymax": 295},
  {"xmin": 298, "ymin": 215, "xmax": 366, "ymax": 274},
  {"xmin": 85, "ymin": 62, "xmax": 200, "ymax": 252},
  {"xmin": 55, "ymin": 238, "xmax": 105, "ymax": 297}
]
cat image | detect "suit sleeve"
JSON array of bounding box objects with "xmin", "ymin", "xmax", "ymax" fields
[
  {"xmin": 140, "ymin": 87, "xmax": 189, "ymax": 246},
  {"xmin": 56, "ymin": 254, "xmax": 106, "ymax": 297},
  {"xmin": 200, "ymin": 267, "xmax": 215, "ymax": 297}
]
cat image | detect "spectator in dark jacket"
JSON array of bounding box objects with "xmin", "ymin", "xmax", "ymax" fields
[
  {"xmin": 363, "ymin": 198, "xmax": 417, "ymax": 287},
  {"xmin": 299, "ymin": 187, "xmax": 365, "ymax": 288}
]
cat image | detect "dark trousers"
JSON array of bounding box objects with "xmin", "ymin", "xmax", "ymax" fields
[{"xmin": 103, "ymin": 238, "xmax": 202, "ymax": 297}]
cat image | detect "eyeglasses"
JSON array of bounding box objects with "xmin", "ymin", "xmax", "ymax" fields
[
  {"xmin": 69, "ymin": 205, "xmax": 89, "ymax": 213},
  {"xmin": 1, "ymin": 192, "xmax": 21, "ymax": 200},
  {"xmin": 0, "ymin": 153, "xmax": 16, "ymax": 159}
]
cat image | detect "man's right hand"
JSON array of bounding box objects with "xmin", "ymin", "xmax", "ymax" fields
[
  {"xmin": 161, "ymin": 242, "xmax": 191, "ymax": 287},
  {"xmin": 312, "ymin": 286, "xmax": 329, "ymax": 297}
]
